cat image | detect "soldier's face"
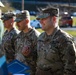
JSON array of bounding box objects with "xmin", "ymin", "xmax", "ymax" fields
[
  {"xmin": 3, "ymin": 19, "xmax": 13, "ymax": 28},
  {"xmin": 40, "ymin": 16, "xmax": 54, "ymax": 31},
  {"xmin": 16, "ymin": 19, "xmax": 26, "ymax": 31}
]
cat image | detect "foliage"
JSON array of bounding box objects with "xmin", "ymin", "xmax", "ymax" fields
[
  {"xmin": 65, "ymin": 30, "xmax": 76, "ymax": 37},
  {"xmin": 73, "ymin": 17, "xmax": 76, "ymax": 26}
]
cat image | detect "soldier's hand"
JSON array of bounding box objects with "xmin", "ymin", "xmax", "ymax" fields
[{"xmin": 22, "ymin": 46, "xmax": 31, "ymax": 57}]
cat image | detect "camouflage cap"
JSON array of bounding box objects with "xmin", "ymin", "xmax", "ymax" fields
[
  {"xmin": 1, "ymin": 13, "xmax": 14, "ymax": 21},
  {"xmin": 36, "ymin": 6, "xmax": 59, "ymax": 20},
  {"xmin": 15, "ymin": 10, "xmax": 30, "ymax": 22}
]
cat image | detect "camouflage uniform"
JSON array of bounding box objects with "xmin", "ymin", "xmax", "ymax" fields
[
  {"xmin": 1, "ymin": 28, "xmax": 17, "ymax": 63},
  {"xmin": 36, "ymin": 27, "xmax": 76, "ymax": 75},
  {"xmin": 15, "ymin": 28, "xmax": 40, "ymax": 75}
]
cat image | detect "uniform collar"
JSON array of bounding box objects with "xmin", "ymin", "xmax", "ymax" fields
[
  {"xmin": 20, "ymin": 28, "xmax": 34, "ymax": 38},
  {"xmin": 43, "ymin": 26, "xmax": 60, "ymax": 41}
]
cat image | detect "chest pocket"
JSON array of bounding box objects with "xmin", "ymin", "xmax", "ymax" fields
[
  {"xmin": 17, "ymin": 36, "xmax": 33, "ymax": 52},
  {"xmin": 38, "ymin": 40, "xmax": 60, "ymax": 62}
]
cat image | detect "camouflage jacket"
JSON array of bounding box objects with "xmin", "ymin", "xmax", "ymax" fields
[
  {"xmin": 15, "ymin": 28, "xmax": 40, "ymax": 66},
  {"xmin": 37, "ymin": 27, "xmax": 76, "ymax": 75},
  {"xmin": 1, "ymin": 28, "xmax": 17, "ymax": 63}
]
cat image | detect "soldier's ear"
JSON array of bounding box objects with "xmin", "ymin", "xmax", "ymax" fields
[
  {"xmin": 25, "ymin": 19, "xmax": 29, "ymax": 24},
  {"xmin": 53, "ymin": 16, "xmax": 56, "ymax": 21}
]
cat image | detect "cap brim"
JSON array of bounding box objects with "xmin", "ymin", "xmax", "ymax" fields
[
  {"xmin": 14, "ymin": 18, "xmax": 23, "ymax": 22},
  {"xmin": 1, "ymin": 17, "xmax": 7, "ymax": 21},
  {"xmin": 36, "ymin": 13, "xmax": 50, "ymax": 20},
  {"xmin": 1, "ymin": 17, "xmax": 11, "ymax": 21},
  {"xmin": 0, "ymin": 1, "xmax": 5, "ymax": 7}
]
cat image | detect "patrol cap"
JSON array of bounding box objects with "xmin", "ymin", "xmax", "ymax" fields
[
  {"xmin": 36, "ymin": 6, "xmax": 59, "ymax": 20},
  {"xmin": 15, "ymin": 10, "xmax": 30, "ymax": 22},
  {"xmin": 1, "ymin": 13, "xmax": 14, "ymax": 21}
]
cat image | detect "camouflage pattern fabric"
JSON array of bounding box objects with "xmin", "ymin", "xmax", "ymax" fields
[
  {"xmin": 1, "ymin": 28, "xmax": 17, "ymax": 63},
  {"xmin": 36, "ymin": 27, "xmax": 76, "ymax": 75},
  {"xmin": 15, "ymin": 28, "xmax": 40, "ymax": 75},
  {"xmin": 0, "ymin": 45, "xmax": 4, "ymax": 57}
]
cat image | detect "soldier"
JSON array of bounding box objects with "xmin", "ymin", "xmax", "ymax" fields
[
  {"xmin": 36, "ymin": 6, "xmax": 76, "ymax": 75},
  {"xmin": 1, "ymin": 12, "xmax": 18, "ymax": 63},
  {"xmin": 15, "ymin": 10, "xmax": 40, "ymax": 75}
]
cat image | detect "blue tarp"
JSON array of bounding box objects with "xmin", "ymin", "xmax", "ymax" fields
[
  {"xmin": 7, "ymin": 60, "xmax": 30, "ymax": 75},
  {"xmin": 0, "ymin": 56, "xmax": 8, "ymax": 75}
]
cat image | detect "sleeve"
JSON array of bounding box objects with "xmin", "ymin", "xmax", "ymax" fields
[
  {"xmin": 0, "ymin": 20, "xmax": 4, "ymax": 44},
  {"xmin": 62, "ymin": 41, "xmax": 76, "ymax": 75},
  {"xmin": 31, "ymin": 36, "xmax": 38, "ymax": 61},
  {"xmin": 11, "ymin": 31, "xmax": 17, "ymax": 53},
  {"xmin": 13, "ymin": 35, "xmax": 18, "ymax": 54}
]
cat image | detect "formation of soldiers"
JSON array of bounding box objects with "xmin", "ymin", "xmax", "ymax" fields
[{"xmin": 0, "ymin": 4, "xmax": 76, "ymax": 75}]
